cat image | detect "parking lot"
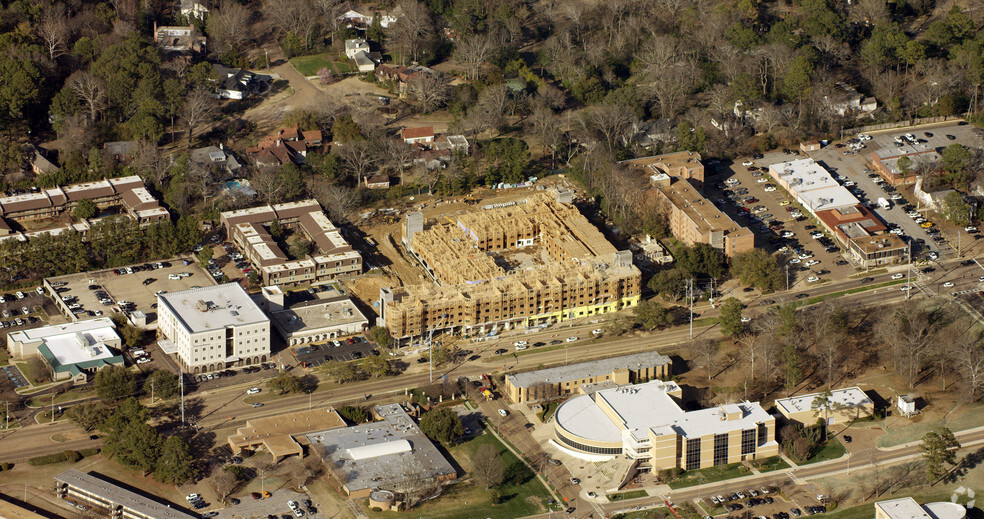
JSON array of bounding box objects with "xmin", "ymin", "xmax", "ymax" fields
[
  {"xmin": 44, "ymin": 256, "xmax": 215, "ymax": 328},
  {"xmin": 291, "ymin": 337, "xmax": 379, "ymax": 367},
  {"xmin": 812, "ymin": 121, "xmax": 984, "ymax": 261},
  {"xmin": 0, "ymin": 288, "xmax": 48, "ymax": 332},
  {"xmin": 702, "ymin": 483, "xmax": 829, "ymax": 519},
  {"xmin": 211, "ymin": 489, "xmax": 324, "ymax": 519},
  {"xmin": 708, "ymin": 153, "xmax": 857, "ymax": 289}
]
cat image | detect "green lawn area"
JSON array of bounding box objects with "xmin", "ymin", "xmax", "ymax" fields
[
  {"xmin": 536, "ymin": 401, "xmax": 560, "ymax": 423},
  {"xmin": 799, "ymin": 439, "xmax": 848, "ymax": 465},
  {"xmin": 290, "ymin": 54, "xmax": 333, "ymax": 76},
  {"xmin": 752, "ymin": 456, "xmax": 791, "ymax": 472},
  {"xmin": 29, "ymin": 387, "xmax": 96, "ymax": 407},
  {"xmin": 333, "ymin": 61, "xmax": 353, "ymax": 73},
  {"xmin": 366, "ymin": 432, "xmax": 553, "ymax": 519},
  {"xmin": 667, "ymin": 462, "xmax": 750, "ymax": 489},
  {"xmin": 608, "ymin": 489, "xmax": 649, "ymax": 501}
]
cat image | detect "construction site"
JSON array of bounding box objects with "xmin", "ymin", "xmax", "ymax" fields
[{"xmin": 377, "ymin": 189, "xmax": 642, "ymax": 343}]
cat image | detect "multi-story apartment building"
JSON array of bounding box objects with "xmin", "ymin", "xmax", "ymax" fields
[
  {"xmin": 221, "ymin": 200, "xmax": 362, "ymax": 288},
  {"xmin": 652, "ymin": 177, "xmax": 754, "ymax": 257},
  {"xmin": 552, "ymin": 380, "xmax": 778, "ymax": 468},
  {"xmin": 620, "ymin": 151, "xmax": 706, "ymax": 189},
  {"xmin": 157, "ymin": 284, "xmax": 270, "ymax": 374},
  {"xmin": 505, "ymin": 352, "xmax": 672, "ymax": 404},
  {"xmin": 54, "ymin": 469, "xmax": 196, "ymax": 519}
]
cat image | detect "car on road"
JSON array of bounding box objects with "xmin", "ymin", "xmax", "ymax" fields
[
  {"xmin": 795, "ymin": 293, "xmax": 810, "ymax": 299},
  {"xmin": 943, "ymin": 282, "xmax": 955, "ymax": 288},
  {"xmin": 252, "ymin": 402, "xmax": 264, "ymax": 408},
  {"xmin": 515, "ymin": 344, "xmax": 528, "ymax": 350},
  {"xmin": 513, "ymin": 340, "xmax": 528, "ymax": 347},
  {"xmin": 549, "ymin": 458, "xmax": 562, "ymax": 465},
  {"xmin": 892, "ymin": 273, "xmax": 904, "ymax": 280},
  {"xmin": 497, "ymin": 409, "xmax": 508, "ymax": 417},
  {"xmin": 566, "ymin": 336, "xmax": 579, "ymax": 342},
  {"xmin": 592, "ymin": 328, "xmax": 603, "ymax": 335},
  {"xmin": 468, "ymin": 354, "xmax": 481, "ymax": 361},
  {"xmin": 495, "ymin": 348, "xmax": 508, "ymax": 354},
  {"xmin": 570, "ymin": 477, "xmax": 581, "ymax": 484},
  {"xmin": 247, "ymin": 387, "xmax": 261, "ymax": 394}
]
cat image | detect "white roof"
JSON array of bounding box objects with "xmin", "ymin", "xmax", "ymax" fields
[
  {"xmin": 875, "ymin": 498, "xmax": 933, "ymax": 519},
  {"xmin": 347, "ymin": 439, "xmax": 412, "ymax": 460},
  {"xmin": 555, "ymin": 380, "xmax": 773, "ymax": 442},
  {"xmin": 797, "ymin": 185, "xmax": 860, "ymax": 212},
  {"xmin": 158, "ymin": 283, "xmax": 268, "ymax": 333},
  {"xmin": 10, "ymin": 318, "xmax": 119, "ymax": 365},
  {"xmin": 775, "ymin": 387, "xmax": 871, "ymax": 416}
]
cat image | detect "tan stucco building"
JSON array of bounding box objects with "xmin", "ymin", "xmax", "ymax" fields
[
  {"xmin": 551, "ymin": 380, "xmax": 778, "ymax": 470},
  {"xmin": 504, "ymin": 351, "xmax": 672, "ymax": 403},
  {"xmin": 775, "ymin": 386, "xmax": 875, "ymax": 426},
  {"xmin": 651, "ymin": 178, "xmax": 754, "ymax": 258},
  {"xmin": 228, "ymin": 408, "xmax": 347, "ymax": 462},
  {"xmin": 620, "ymin": 151, "xmax": 706, "ymax": 189}
]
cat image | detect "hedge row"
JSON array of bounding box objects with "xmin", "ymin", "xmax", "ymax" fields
[{"xmin": 28, "ymin": 448, "xmax": 100, "ymax": 466}]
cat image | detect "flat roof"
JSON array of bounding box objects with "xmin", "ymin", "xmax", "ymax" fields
[
  {"xmin": 796, "ymin": 185, "xmax": 859, "ymax": 212},
  {"xmin": 775, "ymin": 387, "xmax": 872, "ymax": 416},
  {"xmin": 770, "ymin": 158, "xmax": 840, "ymax": 191},
  {"xmin": 506, "ymin": 351, "xmax": 671, "ymax": 388},
  {"xmin": 0, "ymin": 495, "xmax": 47, "ymax": 519},
  {"xmin": 306, "ymin": 404, "xmax": 456, "ymax": 493},
  {"xmin": 158, "ymin": 283, "xmax": 268, "ymax": 333},
  {"xmin": 619, "ymin": 151, "xmax": 703, "ymax": 173},
  {"xmin": 875, "ymin": 498, "xmax": 933, "ymax": 519},
  {"xmin": 270, "ymin": 296, "xmax": 367, "ymax": 335},
  {"xmin": 556, "ymin": 380, "xmax": 773, "ymax": 442},
  {"xmin": 851, "ymin": 234, "xmax": 908, "ymax": 254},
  {"xmin": 53, "ymin": 469, "xmax": 196, "ymax": 519},
  {"xmin": 879, "ymin": 152, "xmax": 941, "ymax": 176},
  {"xmin": 229, "ymin": 408, "xmax": 346, "ymax": 457}
]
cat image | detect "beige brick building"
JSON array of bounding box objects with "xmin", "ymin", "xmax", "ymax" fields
[
  {"xmin": 620, "ymin": 151, "xmax": 706, "ymax": 189},
  {"xmin": 775, "ymin": 386, "xmax": 875, "ymax": 426},
  {"xmin": 551, "ymin": 380, "xmax": 778, "ymax": 469},
  {"xmin": 653, "ymin": 178, "xmax": 754, "ymax": 257},
  {"xmin": 504, "ymin": 352, "xmax": 672, "ymax": 404}
]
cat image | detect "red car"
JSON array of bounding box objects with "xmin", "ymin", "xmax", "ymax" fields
[
  {"xmin": 251, "ymin": 492, "xmax": 261, "ymax": 500},
  {"xmin": 743, "ymin": 198, "xmax": 759, "ymax": 204}
]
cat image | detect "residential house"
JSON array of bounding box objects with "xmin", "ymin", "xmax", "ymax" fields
[
  {"xmin": 364, "ymin": 175, "xmax": 390, "ymax": 189},
  {"xmin": 401, "ymin": 126, "xmax": 435, "ymax": 145},
  {"xmin": 178, "ymin": 0, "xmax": 208, "ymax": 20},
  {"xmin": 29, "ymin": 145, "xmax": 58, "ymax": 175},
  {"xmin": 336, "ymin": 9, "xmax": 400, "ymax": 29},
  {"xmin": 353, "ymin": 52, "xmax": 376, "ymax": 72},
  {"xmin": 102, "ymin": 141, "xmax": 137, "ymax": 164},
  {"xmin": 344, "ymin": 39, "xmax": 370, "ymax": 59},
  {"xmin": 247, "ymin": 124, "xmax": 323, "ymax": 167},
  {"xmin": 190, "ymin": 144, "xmax": 242, "ymax": 178},
  {"xmin": 375, "ymin": 64, "xmax": 434, "ymax": 97},
  {"xmin": 823, "ymin": 83, "xmax": 877, "ymax": 117},
  {"xmin": 212, "ymin": 64, "xmax": 258, "ymax": 100},
  {"xmin": 153, "ymin": 23, "xmax": 206, "ymax": 54}
]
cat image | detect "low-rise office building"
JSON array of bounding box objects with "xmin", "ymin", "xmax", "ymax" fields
[
  {"xmin": 775, "ymin": 386, "xmax": 875, "ymax": 426},
  {"xmin": 620, "ymin": 151, "xmax": 706, "ymax": 189},
  {"xmin": 257, "ymin": 285, "xmax": 368, "ymax": 346},
  {"xmin": 54, "ymin": 469, "xmax": 196, "ymax": 519},
  {"xmin": 651, "ymin": 177, "xmax": 753, "ymax": 257},
  {"xmin": 157, "ymin": 283, "xmax": 270, "ymax": 374},
  {"xmin": 228, "ymin": 408, "xmax": 347, "ymax": 461},
  {"xmin": 6, "ymin": 318, "xmax": 123, "ymax": 384},
  {"xmin": 0, "ymin": 493, "xmax": 48, "ymax": 519},
  {"xmin": 505, "ymin": 351, "xmax": 672, "ymax": 404},
  {"xmin": 875, "ymin": 497, "xmax": 966, "ymax": 519},
  {"xmin": 551, "ymin": 380, "xmax": 778, "ymax": 468},
  {"xmin": 871, "ymin": 146, "xmax": 941, "ymax": 185},
  {"xmin": 307, "ymin": 403, "xmax": 457, "ymax": 499}
]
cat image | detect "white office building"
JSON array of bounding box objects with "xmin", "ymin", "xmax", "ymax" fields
[{"xmin": 157, "ymin": 284, "xmax": 270, "ymax": 374}]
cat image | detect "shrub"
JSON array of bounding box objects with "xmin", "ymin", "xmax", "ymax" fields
[
  {"xmin": 78, "ymin": 448, "xmax": 100, "ymax": 457},
  {"xmin": 0, "ymin": 462, "xmax": 12, "ymax": 471},
  {"xmin": 63, "ymin": 450, "xmax": 82, "ymax": 463},
  {"xmin": 28, "ymin": 453, "xmax": 67, "ymax": 465}
]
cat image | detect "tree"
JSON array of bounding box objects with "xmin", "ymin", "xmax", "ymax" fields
[
  {"xmin": 897, "ymin": 156, "xmax": 913, "ymax": 180},
  {"xmin": 955, "ymin": 332, "xmax": 984, "ymax": 400},
  {"xmin": 472, "ymin": 444, "xmax": 505, "ymax": 488},
  {"xmin": 155, "ymin": 436, "xmax": 196, "ymax": 484},
  {"xmin": 941, "ymin": 191, "xmax": 971, "ymax": 226},
  {"xmin": 360, "ymin": 354, "xmax": 390, "ymax": 378},
  {"xmin": 111, "ymin": 421, "xmax": 160, "ymax": 473},
  {"xmin": 95, "ymin": 366, "xmax": 135, "ymax": 401},
  {"xmin": 921, "ymin": 427, "xmax": 960, "ymax": 483},
  {"xmin": 876, "ymin": 303, "xmax": 937, "ymax": 389},
  {"xmin": 648, "ymin": 267, "xmax": 688, "ymax": 300},
  {"xmin": 322, "ymin": 359, "xmax": 360, "ymax": 383},
  {"xmin": 210, "ymin": 470, "xmax": 238, "ymax": 502},
  {"xmin": 810, "ymin": 388, "xmax": 834, "ymax": 426},
  {"xmin": 783, "ymin": 343, "xmax": 802, "ymax": 390},
  {"xmin": 418, "ymin": 407, "xmax": 464, "ymax": 446},
  {"xmin": 942, "ymin": 144, "xmax": 971, "ymax": 175},
  {"xmin": 691, "ymin": 339, "xmax": 719, "ymax": 381},
  {"xmin": 182, "ymin": 86, "xmax": 217, "ymax": 147},
  {"xmin": 368, "ymin": 326, "xmax": 393, "ymax": 350},
  {"xmin": 390, "ymin": 0, "xmax": 433, "ymax": 64},
  {"xmin": 633, "ymin": 300, "xmax": 671, "ymax": 330},
  {"xmin": 38, "ymin": 6, "xmax": 71, "ymax": 60},
  {"xmin": 73, "ymin": 199, "xmax": 97, "ymax": 220},
  {"xmin": 0, "ymin": 52, "xmax": 42, "ymax": 128},
  {"xmin": 719, "ymin": 298, "xmax": 745, "ymax": 337},
  {"xmin": 407, "ymin": 72, "xmax": 452, "ymax": 113},
  {"xmin": 207, "ymin": 0, "xmax": 251, "ymax": 52},
  {"xmin": 454, "ymin": 33, "xmax": 494, "ymax": 80},
  {"xmin": 318, "ymin": 67, "xmax": 334, "ymax": 85},
  {"xmin": 195, "ymin": 247, "xmax": 213, "ymax": 269},
  {"xmin": 338, "ymin": 140, "xmax": 379, "ymax": 180},
  {"xmin": 68, "ymin": 71, "xmax": 107, "ymax": 123},
  {"xmin": 67, "ymin": 401, "xmax": 109, "ymax": 431},
  {"xmin": 731, "ymin": 249, "xmax": 784, "ymax": 292},
  {"xmin": 144, "ymin": 370, "xmax": 179, "ymax": 400},
  {"xmin": 267, "ymin": 371, "xmax": 304, "ymax": 394},
  {"xmin": 288, "ymin": 238, "xmax": 312, "ymax": 259},
  {"xmin": 337, "ymin": 405, "xmax": 370, "ymax": 423},
  {"xmin": 263, "ymin": 0, "xmax": 317, "ymax": 47}
]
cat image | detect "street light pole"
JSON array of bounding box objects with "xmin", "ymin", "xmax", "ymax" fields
[
  {"xmin": 308, "ymin": 390, "xmax": 312, "ymax": 410},
  {"xmin": 785, "ymin": 265, "xmax": 790, "ymax": 291}
]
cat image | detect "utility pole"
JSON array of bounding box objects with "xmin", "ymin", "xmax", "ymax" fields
[
  {"xmin": 785, "ymin": 265, "xmax": 790, "ymax": 291},
  {"xmin": 149, "ymin": 379, "xmax": 154, "ymax": 405},
  {"xmin": 3, "ymin": 401, "xmax": 8, "ymax": 431},
  {"xmin": 51, "ymin": 393, "xmax": 54, "ymax": 423},
  {"xmin": 180, "ymin": 364, "xmax": 185, "ymax": 425},
  {"xmin": 905, "ymin": 242, "xmax": 912, "ymax": 300},
  {"xmin": 686, "ymin": 279, "xmax": 694, "ymax": 340}
]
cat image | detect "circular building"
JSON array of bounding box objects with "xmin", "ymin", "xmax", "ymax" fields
[
  {"xmin": 553, "ymin": 394, "xmax": 624, "ymax": 460},
  {"xmin": 923, "ymin": 502, "xmax": 966, "ymax": 519}
]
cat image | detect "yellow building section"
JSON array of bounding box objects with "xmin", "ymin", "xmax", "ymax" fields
[{"xmin": 524, "ymin": 295, "xmax": 640, "ymax": 326}]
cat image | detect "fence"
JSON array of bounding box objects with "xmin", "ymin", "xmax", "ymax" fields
[{"xmin": 844, "ymin": 115, "xmax": 964, "ymax": 136}]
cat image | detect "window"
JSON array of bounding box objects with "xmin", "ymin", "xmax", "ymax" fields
[
  {"xmin": 556, "ymin": 430, "xmax": 622, "ymax": 455},
  {"xmin": 713, "ymin": 433, "xmax": 729, "ymax": 466},
  {"xmin": 758, "ymin": 422, "xmax": 768, "ymax": 444},
  {"xmin": 685, "ymin": 438, "xmax": 701, "ymax": 470},
  {"xmin": 741, "ymin": 429, "xmax": 756, "ymax": 455}
]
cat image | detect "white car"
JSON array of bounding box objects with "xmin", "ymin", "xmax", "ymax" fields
[
  {"xmin": 891, "ymin": 193, "xmax": 903, "ymax": 200},
  {"xmin": 136, "ymin": 357, "xmax": 151, "ymax": 364},
  {"xmin": 726, "ymin": 178, "xmax": 740, "ymax": 185},
  {"xmin": 247, "ymin": 387, "xmax": 261, "ymax": 394},
  {"xmin": 807, "ymin": 276, "xmax": 820, "ymax": 283},
  {"xmin": 978, "ymin": 276, "xmax": 984, "ymax": 282},
  {"xmin": 890, "ymin": 228, "xmax": 904, "ymax": 235},
  {"xmin": 805, "ymin": 260, "xmax": 820, "ymax": 267},
  {"xmin": 781, "ymin": 231, "xmax": 795, "ymax": 238},
  {"xmin": 790, "ymin": 212, "xmax": 803, "ymax": 218},
  {"xmin": 168, "ymin": 274, "xmax": 181, "ymax": 280},
  {"xmin": 942, "ymin": 281, "xmax": 955, "ymax": 288},
  {"xmin": 798, "ymin": 253, "xmax": 813, "ymax": 259},
  {"xmin": 843, "ymin": 181, "xmax": 855, "ymax": 187},
  {"xmin": 740, "ymin": 317, "xmax": 751, "ymax": 323},
  {"xmin": 566, "ymin": 336, "xmax": 579, "ymax": 342},
  {"xmin": 967, "ymin": 226, "xmax": 978, "ymax": 232},
  {"xmin": 757, "ymin": 177, "xmax": 769, "ymax": 183},
  {"xmin": 513, "ymin": 340, "xmax": 528, "ymax": 347},
  {"xmin": 498, "ymin": 409, "xmax": 508, "ymax": 417},
  {"xmin": 789, "ymin": 258, "xmax": 801, "ymax": 264},
  {"xmin": 764, "ymin": 186, "xmax": 776, "ymax": 192},
  {"xmin": 185, "ymin": 494, "xmax": 200, "ymax": 502},
  {"xmin": 15, "ymin": 291, "xmax": 24, "ymax": 299},
  {"xmin": 891, "ymin": 273, "xmax": 904, "ymax": 280},
  {"xmin": 515, "ymin": 344, "xmax": 528, "ymax": 350},
  {"xmin": 742, "ymin": 160, "xmax": 754, "ymax": 166},
  {"xmin": 592, "ymin": 329, "xmax": 603, "ymax": 335}
]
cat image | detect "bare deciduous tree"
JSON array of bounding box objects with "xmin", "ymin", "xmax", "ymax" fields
[
  {"xmin": 338, "ymin": 140, "xmax": 379, "ymax": 180},
  {"xmin": 263, "ymin": 0, "xmax": 316, "ymax": 43},
  {"xmin": 471, "ymin": 444, "xmax": 505, "ymax": 489},
  {"xmin": 526, "ymin": 105, "xmax": 563, "ymax": 165},
  {"xmin": 574, "ymin": 103, "xmax": 636, "ymax": 153},
  {"xmin": 875, "ymin": 302, "xmax": 937, "ymax": 389},
  {"xmin": 210, "ymin": 469, "xmax": 237, "ymax": 502},
  {"xmin": 467, "ymin": 84, "xmax": 509, "ymax": 137},
  {"xmin": 407, "ymin": 72, "xmax": 451, "ymax": 113},
  {"xmin": 132, "ymin": 141, "xmax": 173, "ymax": 188},
  {"xmin": 68, "ymin": 71, "xmax": 106, "ymax": 123},
  {"xmin": 38, "ymin": 5, "xmax": 71, "ymax": 60},
  {"xmin": 57, "ymin": 114, "xmax": 97, "ymax": 156},
  {"xmin": 691, "ymin": 338, "xmax": 719, "ymax": 382},
  {"xmin": 182, "ymin": 86, "xmax": 217, "ymax": 147},
  {"xmin": 208, "ymin": 0, "xmax": 251, "ymax": 52},
  {"xmin": 308, "ymin": 182, "xmax": 360, "ymax": 224},
  {"xmin": 453, "ymin": 33, "xmax": 495, "ymax": 80},
  {"xmin": 955, "ymin": 330, "xmax": 984, "ymax": 400},
  {"xmin": 390, "ymin": 0, "xmax": 434, "ymax": 65}
]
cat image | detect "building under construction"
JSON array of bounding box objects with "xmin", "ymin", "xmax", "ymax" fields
[{"xmin": 380, "ymin": 190, "xmax": 641, "ymax": 341}]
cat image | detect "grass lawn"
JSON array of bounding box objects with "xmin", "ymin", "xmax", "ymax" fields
[
  {"xmin": 752, "ymin": 456, "xmax": 791, "ymax": 472},
  {"xmin": 29, "ymin": 387, "xmax": 96, "ymax": 408},
  {"xmin": 799, "ymin": 439, "xmax": 848, "ymax": 465},
  {"xmin": 290, "ymin": 54, "xmax": 333, "ymax": 76},
  {"xmin": 536, "ymin": 401, "xmax": 560, "ymax": 423},
  {"xmin": 608, "ymin": 490, "xmax": 649, "ymax": 501},
  {"xmin": 667, "ymin": 462, "xmax": 750, "ymax": 489},
  {"xmin": 365, "ymin": 432, "xmax": 552, "ymax": 519},
  {"xmin": 333, "ymin": 61, "xmax": 353, "ymax": 74}
]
